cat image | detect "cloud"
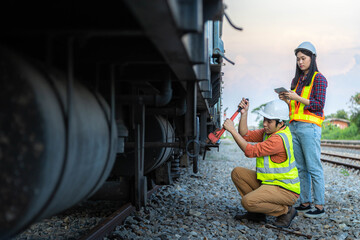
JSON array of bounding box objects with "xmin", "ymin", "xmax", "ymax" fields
[
  {"xmin": 221, "ymin": 0, "xmax": 360, "ymax": 125},
  {"xmin": 324, "ymin": 53, "xmax": 360, "ymax": 115},
  {"xmin": 320, "ymin": 48, "xmax": 360, "ymax": 77}
]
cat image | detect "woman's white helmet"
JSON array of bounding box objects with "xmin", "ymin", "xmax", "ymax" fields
[
  {"xmin": 258, "ymin": 99, "xmax": 289, "ymax": 121},
  {"xmin": 294, "ymin": 41, "xmax": 316, "ymax": 56}
]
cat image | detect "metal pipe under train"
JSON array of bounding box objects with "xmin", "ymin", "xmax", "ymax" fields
[{"xmin": 0, "ymin": 47, "xmax": 117, "ymax": 239}]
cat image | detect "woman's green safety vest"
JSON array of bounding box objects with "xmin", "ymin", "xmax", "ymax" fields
[
  {"xmin": 256, "ymin": 127, "xmax": 300, "ymax": 194},
  {"xmin": 289, "ymin": 71, "xmax": 325, "ymax": 127}
]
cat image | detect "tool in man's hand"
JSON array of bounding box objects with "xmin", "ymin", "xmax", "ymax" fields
[{"xmin": 207, "ymin": 98, "xmax": 249, "ymax": 144}]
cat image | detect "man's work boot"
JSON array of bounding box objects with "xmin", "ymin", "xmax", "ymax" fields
[
  {"xmin": 234, "ymin": 212, "xmax": 267, "ymax": 223},
  {"xmin": 273, "ymin": 206, "xmax": 298, "ymax": 228}
]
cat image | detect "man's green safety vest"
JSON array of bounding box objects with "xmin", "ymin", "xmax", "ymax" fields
[{"xmin": 256, "ymin": 127, "xmax": 300, "ymax": 194}]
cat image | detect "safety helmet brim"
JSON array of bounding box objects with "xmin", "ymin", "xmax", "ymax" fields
[
  {"xmin": 294, "ymin": 48, "xmax": 316, "ymax": 57},
  {"xmin": 258, "ymin": 110, "xmax": 289, "ymax": 121}
]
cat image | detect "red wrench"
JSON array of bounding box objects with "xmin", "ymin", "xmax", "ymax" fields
[{"xmin": 207, "ymin": 99, "xmax": 248, "ymax": 144}]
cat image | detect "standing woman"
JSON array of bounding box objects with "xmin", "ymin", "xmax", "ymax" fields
[{"xmin": 277, "ymin": 41, "xmax": 327, "ymax": 218}]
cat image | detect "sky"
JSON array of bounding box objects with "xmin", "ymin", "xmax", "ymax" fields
[{"xmin": 221, "ymin": 0, "xmax": 360, "ymax": 127}]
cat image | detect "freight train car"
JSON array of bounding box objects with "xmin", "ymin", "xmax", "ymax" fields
[{"xmin": 0, "ymin": 1, "xmax": 228, "ymax": 238}]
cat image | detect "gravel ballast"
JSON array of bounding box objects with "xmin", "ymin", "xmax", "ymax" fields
[
  {"xmin": 12, "ymin": 139, "xmax": 360, "ymax": 240},
  {"xmin": 106, "ymin": 139, "xmax": 360, "ymax": 240}
]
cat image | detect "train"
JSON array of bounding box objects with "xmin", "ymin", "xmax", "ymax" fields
[{"xmin": 0, "ymin": 0, "xmax": 229, "ymax": 238}]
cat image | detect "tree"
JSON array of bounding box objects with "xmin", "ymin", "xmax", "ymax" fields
[
  {"xmin": 350, "ymin": 92, "xmax": 360, "ymax": 128},
  {"xmin": 321, "ymin": 93, "xmax": 360, "ymax": 140},
  {"xmin": 325, "ymin": 109, "xmax": 349, "ymax": 120},
  {"xmin": 251, "ymin": 103, "xmax": 266, "ymax": 128},
  {"xmin": 251, "ymin": 103, "xmax": 266, "ymax": 121}
]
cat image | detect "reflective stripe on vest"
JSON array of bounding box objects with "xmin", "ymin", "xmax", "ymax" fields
[
  {"xmin": 257, "ymin": 133, "xmax": 296, "ymax": 174},
  {"xmin": 289, "ymin": 71, "xmax": 325, "ymax": 127},
  {"xmin": 256, "ymin": 127, "xmax": 300, "ymax": 194}
]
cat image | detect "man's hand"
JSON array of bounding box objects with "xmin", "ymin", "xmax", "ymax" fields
[
  {"xmin": 238, "ymin": 97, "xmax": 249, "ymax": 114},
  {"xmin": 223, "ymin": 119, "xmax": 236, "ymax": 134}
]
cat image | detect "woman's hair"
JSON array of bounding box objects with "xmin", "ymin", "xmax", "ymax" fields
[{"xmin": 291, "ymin": 49, "xmax": 318, "ymax": 90}]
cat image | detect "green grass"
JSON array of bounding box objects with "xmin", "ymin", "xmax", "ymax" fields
[{"xmin": 321, "ymin": 123, "xmax": 360, "ymax": 140}]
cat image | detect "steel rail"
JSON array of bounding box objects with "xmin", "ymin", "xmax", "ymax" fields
[
  {"xmin": 321, "ymin": 155, "xmax": 360, "ymax": 170},
  {"xmin": 80, "ymin": 185, "xmax": 162, "ymax": 240},
  {"xmin": 321, "ymin": 143, "xmax": 360, "ymax": 150},
  {"xmin": 321, "ymin": 140, "xmax": 360, "ymax": 144},
  {"xmin": 321, "ymin": 152, "xmax": 360, "ymax": 161},
  {"xmin": 320, "ymin": 140, "xmax": 360, "ymax": 169}
]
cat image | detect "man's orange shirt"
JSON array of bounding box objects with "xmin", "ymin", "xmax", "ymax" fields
[
  {"xmin": 242, "ymin": 126, "xmax": 287, "ymax": 163},
  {"xmin": 242, "ymin": 126, "xmax": 299, "ymax": 197}
]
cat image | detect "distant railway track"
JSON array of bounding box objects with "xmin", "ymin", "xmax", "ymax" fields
[
  {"xmin": 321, "ymin": 152, "xmax": 360, "ymax": 170},
  {"xmin": 321, "ymin": 140, "xmax": 360, "ymax": 170},
  {"xmin": 321, "ymin": 140, "xmax": 360, "ymax": 150}
]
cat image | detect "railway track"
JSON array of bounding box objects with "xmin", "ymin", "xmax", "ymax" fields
[
  {"xmin": 321, "ymin": 140, "xmax": 360, "ymax": 150},
  {"xmin": 80, "ymin": 186, "xmax": 162, "ymax": 240},
  {"xmin": 321, "ymin": 140, "xmax": 360, "ymax": 171}
]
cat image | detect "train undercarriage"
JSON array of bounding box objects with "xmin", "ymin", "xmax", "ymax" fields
[{"xmin": 0, "ymin": 1, "xmax": 226, "ymax": 238}]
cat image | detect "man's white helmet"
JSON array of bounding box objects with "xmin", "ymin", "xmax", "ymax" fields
[
  {"xmin": 294, "ymin": 41, "xmax": 317, "ymax": 56},
  {"xmin": 258, "ymin": 99, "xmax": 289, "ymax": 121}
]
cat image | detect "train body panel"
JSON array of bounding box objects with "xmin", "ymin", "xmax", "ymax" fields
[{"xmin": 0, "ymin": 1, "xmax": 225, "ymax": 238}]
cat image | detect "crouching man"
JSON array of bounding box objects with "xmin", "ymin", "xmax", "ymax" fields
[{"xmin": 223, "ymin": 98, "xmax": 299, "ymax": 228}]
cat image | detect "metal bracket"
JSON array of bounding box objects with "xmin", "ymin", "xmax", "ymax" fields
[{"xmin": 133, "ymin": 103, "xmax": 147, "ymax": 210}]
